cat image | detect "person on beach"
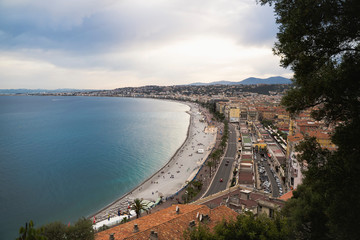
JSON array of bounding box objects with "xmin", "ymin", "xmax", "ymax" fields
[
  {"xmin": 108, "ymin": 213, "xmax": 110, "ymax": 221},
  {"xmin": 118, "ymin": 209, "xmax": 121, "ymax": 216}
]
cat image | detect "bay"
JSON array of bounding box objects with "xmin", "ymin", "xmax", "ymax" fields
[{"xmin": 0, "ymin": 96, "xmax": 189, "ymax": 239}]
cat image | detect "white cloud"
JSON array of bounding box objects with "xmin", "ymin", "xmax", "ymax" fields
[{"xmin": 0, "ymin": 0, "xmax": 291, "ymax": 89}]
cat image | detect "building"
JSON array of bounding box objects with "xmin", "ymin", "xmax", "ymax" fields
[
  {"xmin": 285, "ymin": 133, "xmax": 305, "ymax": 190},
  {"xmin": 215, "ymin": 101, "xmax": 227, "ymax": 114},
  {"xmin": 247, "ymin": 107, "xmax": 258, "ymax": 121},
  {"xmin": 95, "ymin": 205, "xmax": 238, "ymax": 240},
  {"xmin": 229, "ymin": 106, "xmax": 240, "ymax": 122},
  {"xmin": 193, "ymin": 186, "xmax": 285, "ymax": 218},
  {"xmin": 307, "ymin": 130, "xmax": 337, "ymax": 151},
  {"xmin": 295, "ymin": 120, "xmax": 320, "ymax": 134},
  {"xmin": 267, "ymin": 143, "xmax": 286, "ymax": 180}
]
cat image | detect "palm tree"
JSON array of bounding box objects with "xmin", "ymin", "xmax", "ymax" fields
[
  {"xmin": 206, "ymin": 160, "xmax": 214, "ymax": 178},
  {"xmin": 17, "ymin": 220, "xmax": 46, "ymax": 240},
  {"xmin": 131, "ymin": 198, "xmax": 148, "ymax": 219},
  {"xmin": 211, "ymin": 150, "xmax": 221, "ymax": 168},
  {"xmin": 220, "ymin": 138, "xmax": 227, "ymax": 150}
]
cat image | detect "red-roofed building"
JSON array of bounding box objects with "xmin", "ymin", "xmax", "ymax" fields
[
  {"xmin": 307, "ymin": 130, "xmax": 337, "ymax": 151},
  {"xmin": 193, "ymin": 186, "xmax": 285, "ymax": 218},
  {"xmin": 295, "ymin": 120, "xmax": 320, "ymax": 134},
  {"xmin": 278, "ymin": 190, "xmax": 293, "ymax": 201},
  {"xmin": 95, "ymin": 205, "xmax": 238, "ymax": 240}
]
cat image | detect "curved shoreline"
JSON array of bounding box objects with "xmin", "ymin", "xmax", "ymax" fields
[
  {"xmin": 89, "ymin": 101, "xmax": 194, "ymax": 218},
  {"xmin": 91, "ymin": 100, "xmax": 217, "ymax": 223}
]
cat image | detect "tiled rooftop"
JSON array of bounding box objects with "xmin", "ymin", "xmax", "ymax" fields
[
  {"xmin": 279, "ymin": 190, "xmax": 293, "ymax": 201},
  {"xmin": 95, "ymin": 204, "xmax": 238, "ymax": 240}
]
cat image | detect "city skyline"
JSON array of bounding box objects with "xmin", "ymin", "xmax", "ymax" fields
[{"xmin": 0, "ymin": 0, "xmax": 292, "ymax": 90}]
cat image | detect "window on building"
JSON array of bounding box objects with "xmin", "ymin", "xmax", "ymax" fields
[{"xmin": 269, "ymin": 209, "xmax": 274, "ymax": 218}]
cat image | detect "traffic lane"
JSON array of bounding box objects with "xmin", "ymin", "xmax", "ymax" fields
[
  {"xmin": 204, "ymin": 124, "xmax": 237, "ymax": 197},
  {"xmin": 225, "ymin": 125, "xmax": 237, "ymax": 158},
  {"xmin": 262, "ymin": 159, "xmax": 280, "ymax": 197},
  {"xmin": 204, "ymin": 157, "xmax": 234, "ymax": 196},
  {"xmin": 226, "ymin": 142, "xmax": 237, "ymax": 158},
  {"xmin": 229, "ymin": 124, "xmax": 236, "ymax": 142}
]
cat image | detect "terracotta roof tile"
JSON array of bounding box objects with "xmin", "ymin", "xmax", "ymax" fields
[
  {"xmin": 279, "ymin": 190, "xmax": 293, "ymax": 201},
  {"xmin": 95, "ymin": 205, "xmax": 237, "ymax": 240}
]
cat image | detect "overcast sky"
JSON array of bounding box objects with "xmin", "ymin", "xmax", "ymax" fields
[{"xmin": 0, "ymin": 0, "xmax": 292, "ymax": 89}]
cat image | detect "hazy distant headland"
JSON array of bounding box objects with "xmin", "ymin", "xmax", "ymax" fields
[
  {"xmin": 0, "ymin": 76, "xmax": 291, "ymax": 96},
  {"xmin": 189, "ymin": 76, "xmax": 291, "ymax": 86},
  {"xmin": 0, "ymin": 88, "xmax": 93, "ymax": 95}
]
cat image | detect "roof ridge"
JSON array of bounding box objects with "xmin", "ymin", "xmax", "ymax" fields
[{"xmin": 125, "ymin": 205, "xmax": 207, "ymax": 239}]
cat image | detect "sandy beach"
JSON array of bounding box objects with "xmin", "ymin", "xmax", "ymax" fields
[{"xmin": 91, "ymin": 101, "xmax": 217, "ymax": 226}]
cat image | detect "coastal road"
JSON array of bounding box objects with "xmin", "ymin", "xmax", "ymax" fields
[{"xmin": 204, "ymin": 124, "xmax": 237, "ymax": 197}]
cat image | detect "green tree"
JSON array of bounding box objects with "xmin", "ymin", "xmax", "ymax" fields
[
  {"xmin": 120, "ymin": 217, "xmax": 129, "ymax": 224},
  {"xmin": 131, "ymin": 198, "xmax": 148, "ymax": 219},
  {"xmin": 281, "ymin": 138, "xmax": 331, "ymax": 240},
  {"xmin": 182, "ymin": 180, "xmax": 203, "ymax": 203},
  {"xmin": 220, "ymin": 138, "xmax": 227, "ymax": 150},
  {"xmin": 206, "ymin": 160, "xmax": 214, "ymax": 178},
  {"xmin": 97, "ymin": 224, "xmax": 110, "ymax": 232},
  {"xmin": 259, "ymin": 0, "xmax": 360, "ymax": 239},
  {"xmin": 41, "ymin": 222, "xmax": 67, "ymax": 240},
  {"xmin": 183, "ymin": 223, "xmax": 213, "ymax": 240},
  {"xmin": 67, "ymin": 218, "xmax": 94, "ymax": 240},
  {"xmin": 184, "ymin": 212, "xmax": 290, "ymax": 240},
  {"xmin": 17, "ymin": 220, "xmax": 46, "ymax": 240},
  {"xmin": 18, "ymin": 219, "xmax": 95, "ymax": 240},
  {"xmin": 190, "ymin": 180, "xmax": 203, "ymax": 191},
  {"xmin": 259, "ymin": 0, "xmax": 360, "ymax": 124},
  {"xmin": 210, "ymin": 150, "xmax": 221, "ymax": 168},
  {"xmin": 40, "ymin": 218, "xmax": 94, "ymax": 240},
  {"xmin": 261, "ymin": 119, "xmax": 274, "ymax": 127}
]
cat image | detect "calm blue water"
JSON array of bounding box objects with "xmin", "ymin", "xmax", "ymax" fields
[{"xmin": 0, "ymin": 96, "xmax": 189, "ymax": 239}]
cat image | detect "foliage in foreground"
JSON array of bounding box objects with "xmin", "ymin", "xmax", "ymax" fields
[
  {"xmin": 17, "ymin": 218, "xmax": 94, "ymax": 240},
  {"xmin": 258, "ymin": 0, "xmax": 360, "ymax": 239},
  {"xmin": 184, "ymin": 212, "xmax": 290, "ymax": 240},
  {"xmin": 17, "ymin": 220, "xmax": 46, "ymax": 240}
]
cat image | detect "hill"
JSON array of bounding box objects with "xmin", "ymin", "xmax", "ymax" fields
[{"xmin": 189, "ymin": 76, "xmax": 291, "ymax": 86}]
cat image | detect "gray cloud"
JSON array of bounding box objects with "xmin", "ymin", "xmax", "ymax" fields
[
  {"xmin": 0, "ymin": 0, "xmax": 277, "ymax": 51},
  {"xmin": 0, "ymin": 0, "xmax": 291, "ymax": 89}
]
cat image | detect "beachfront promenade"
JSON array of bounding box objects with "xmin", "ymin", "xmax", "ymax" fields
[{"xmin": 92, "ymin": 102, "xmax": 216, "ymax": 228}]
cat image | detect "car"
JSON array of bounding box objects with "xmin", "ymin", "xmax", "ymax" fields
[{"xmin": 220, "ymin": 178, "xmax": 223, "ymax": 182}]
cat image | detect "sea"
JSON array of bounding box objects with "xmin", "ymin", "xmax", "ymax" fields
[{"xmin": 0, "ymin": 96, "xmax": 190, "ymax": 239}]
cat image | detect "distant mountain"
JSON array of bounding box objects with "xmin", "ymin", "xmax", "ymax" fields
[
  {"xmin": 240, "ymin": 76, "xmax": 291, "ymax": 85},
  {"xmin": 0, "ymin": 89, "xmax": 94, "ymax": 94},
  {"xmin": 189, "ymin": 82, "xmax": 209, "ymax": 86},
  {"xmin": 189, "ymin": 76, "xmax": 291, "ymax": 86}
]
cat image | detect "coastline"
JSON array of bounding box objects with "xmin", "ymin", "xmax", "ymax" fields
[{"xmin": 91, "ymin": 101, "xmax": 217, "ymax": 223}]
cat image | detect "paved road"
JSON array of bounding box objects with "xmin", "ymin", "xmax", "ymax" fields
[
  {"xmin": 204, "ymin": 124, "xmax": 237, "ymax": 197},
  {"xmin": 256, "ymin": 152, "xmax": 280, "ymax": 197}
]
